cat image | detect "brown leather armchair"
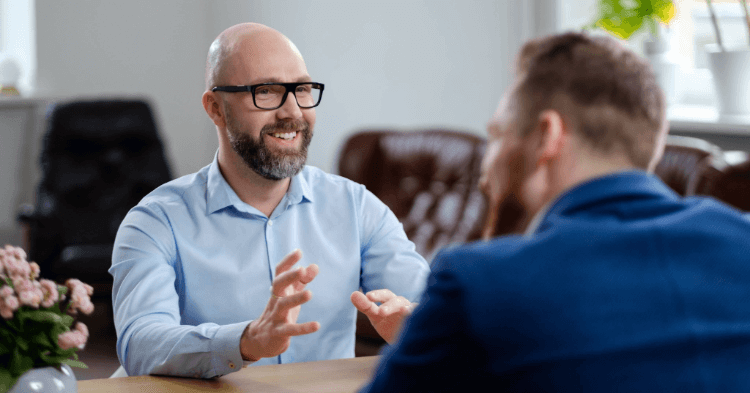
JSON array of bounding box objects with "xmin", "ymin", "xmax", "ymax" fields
[
  {"xmin": 337, "ymin": 130, "xmax": 750, "ymax": 356},
  {"xmin": 337, "ymin": 129, "xmax": 490, "ymax": 355},
  {"xmin": 338, "ymin": 129, "xmax": 489, "ymax": 261},
  {"xmin": 654, "ymin": 135, "xmax": 726, "ymax": 196}
]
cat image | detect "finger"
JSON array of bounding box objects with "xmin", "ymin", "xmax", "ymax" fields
[
  {"xmin": 351, "ymin": 291, "xmax": 379, "ymax": 316},
  {"xmin": 378, "ymin": 296, "xmax": 412, "ymax": 316},
  {"xmin": 272, "ymin": 266, "xmax": 307, "ymax": 297},
  {"xmin": 275, "ymin": 290, "xmax": 313, "ymax": 313},
  {"xmin": 275, "ymin": 249, "xmax": 303, "ymax": 277},
  {"xmin": 275, "ymin": 321, "xmax": 321, "ymax": 337},
  {"xmin": 365, "ymin": 288, "xmax": 397, "ymax": 304},
  {"xmin": 293, "ymin": 264, "xmax": 320, "ymax": 292},
  {"xmin": 299, "ymin": 264, "xmax": 319, "ymax": 285}
]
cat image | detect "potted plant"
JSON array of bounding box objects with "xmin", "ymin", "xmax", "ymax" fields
[
  {"xmin": 705, "ymin": 0, "xmax": 750, "ymax": 116},
  {"xmin": 587, "ymin": 0, "xmax": 679, "ymax": 104},
  {"xmin": 0, "ymin": 245, "xmax": 94, "ymax": 392}
]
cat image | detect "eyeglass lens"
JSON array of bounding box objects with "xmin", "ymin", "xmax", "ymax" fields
[{"xmin": 255, "ymin": 83, "xmax": 321, "ymax": 109}]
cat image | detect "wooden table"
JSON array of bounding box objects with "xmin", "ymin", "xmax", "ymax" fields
[{"xmin": 77, "ymin": 356, "xmax": 379, "ymax": 393}]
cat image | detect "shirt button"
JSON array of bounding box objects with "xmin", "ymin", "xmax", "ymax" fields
[
  {"xmin": 229, "ymin": 362, "xmax": 235, "ymax": 369},
  {"xmin": 268, "ymin": 220, "xmax": 274, "ymax": 226}
]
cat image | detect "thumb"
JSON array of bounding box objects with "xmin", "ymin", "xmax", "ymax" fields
[{"xmin": 350, "ymin": 291, "xmax": 378, "ymax": 316}]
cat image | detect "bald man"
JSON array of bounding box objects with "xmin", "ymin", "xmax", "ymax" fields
[{"xmin": 110, "ymin": 23, "xmax": 429, "ymax": 378}]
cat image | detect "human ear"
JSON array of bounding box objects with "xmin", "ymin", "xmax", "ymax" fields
[
  {"xmin": 647, "ymin": 119, "xmax": 669, "ymax": 173},
  {"xmin": 533, "ymin": 109, "xmax": 565, "ymax": 165},
  {"xmin": 202, "ymin": 91, "xmax": 226, "ymax": 128}
]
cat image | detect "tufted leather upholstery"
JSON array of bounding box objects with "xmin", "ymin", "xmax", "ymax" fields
[
  {"xmin": 706, "ymin": 153, "xmax": 750, "ymax": 211},
  {"xmin": 654, "ymin": 135, "xmax": 726, "ymax": 196},
  {"xmin": 337, "ymin": 129, "xmax": 491, "ymax": 356},
  {"xmin": 338, "ymin": 130, "xmax": 489, "ymax": 261},
  {"xmin": 339, "ymin": 130, "xmax": 750, "ymax": 355}
]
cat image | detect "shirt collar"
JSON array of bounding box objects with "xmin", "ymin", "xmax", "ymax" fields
[
  {"xmin": 206, "ymin": 151, "xmax": 313, "ymax": 215},
  {"xmin": 526, "ymin": 170, "xmax": 678, "ymax": 236}
]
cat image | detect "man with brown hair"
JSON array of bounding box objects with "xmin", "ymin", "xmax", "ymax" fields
[{"xmin": 362, "ymin": 32, "xmax": 750, "ymax": 392}]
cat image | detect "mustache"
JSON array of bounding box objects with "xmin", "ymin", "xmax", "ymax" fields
[{"xmin": 261, "ymin": 119, "xmax": 310, "ymax": 135}]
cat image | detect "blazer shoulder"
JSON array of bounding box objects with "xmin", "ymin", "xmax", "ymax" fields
[{"xmin": 431, "ymin": 235, "xmax": 530, "ymax": 274}]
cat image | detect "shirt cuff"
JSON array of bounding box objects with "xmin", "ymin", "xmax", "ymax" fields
[{"xmin": 209, "ymin": 320, "xmax": 252, "ymax": 376}]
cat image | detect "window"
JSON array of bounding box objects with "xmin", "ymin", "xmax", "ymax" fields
[
  {"xmin": 0, "ymin": 0, "xmax": 36, "ymax": 95},
  {"xmin": 558, "ymin": 0, "xmax": 749, "ymax": 109}
]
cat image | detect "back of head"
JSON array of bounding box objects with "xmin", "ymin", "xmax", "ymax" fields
[{"xmin": 514, "ymin": 32, "xmax": 666, "ymax": 169}]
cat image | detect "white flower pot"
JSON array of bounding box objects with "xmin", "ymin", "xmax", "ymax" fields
[
  {"xmin": 706, "ymin": 45, "xmax": 750, "ymax": 116},
  {"xmin": 9, "ymin": 364, "xmax": 77, "ymax": 393}
]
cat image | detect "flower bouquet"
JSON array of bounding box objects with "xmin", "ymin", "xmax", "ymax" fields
[{"xmin": 0, "ymin": 245, "xmax": 94, "ymax": 391}]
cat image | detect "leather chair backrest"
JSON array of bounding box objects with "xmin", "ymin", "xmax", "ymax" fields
[
  {"xmin": 654, "ymin": 135, "xmax": 725, "ymax": 196},
  {"xmin": 337, "ymin": 130, "xmax": 487, "ymax": 261},
  {"xmin": 28, "ymin": 99, "xmax": 172, "ymax": 289},
  {"xmin": 706, "ymin": 155, "xmax": 750, "ymax": 211}
]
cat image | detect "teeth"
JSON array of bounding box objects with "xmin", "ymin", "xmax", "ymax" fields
[{"xmin": 271, "ymin": 132, "xmax": 297, "ymax": 140}]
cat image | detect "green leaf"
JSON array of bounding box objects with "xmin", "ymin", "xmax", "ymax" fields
[
  {"xmin": 30, "ymin": 331, "xmax": 53, "ymax": 349},
  {"xmin": 21, "ymin": 310, "xmax": 64, "ymax": 325},
  {"xmin": 15, "ymin": 336, "xmax": 28, "ymax": 352},
  {"xmin": 654, "ymin": 0, "xmax": 675, "ymax": 24},
  {"xmin": 589, "ymin": 0, "xmax": 674, "ymax": 40},
  {"xmin": 10, "ymin": 348, "xmax": 33, "ymax": 377},
  {"xmin": 60, "ymin": 314, "xmax": 74, "ymax": 327},
  {"xmin": 0, "ymin": 367, "xmax": 18, "ymax": 393},
  {"xmin": 61, "ymin": 359, "xmax": 88, "ymax": 369}
]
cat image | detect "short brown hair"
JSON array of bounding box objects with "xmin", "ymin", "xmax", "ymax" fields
[{"xmin": 513, "ymin": 32, "xmax": 665, "ymax": 168}]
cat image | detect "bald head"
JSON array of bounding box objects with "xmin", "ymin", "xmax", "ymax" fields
[{"xmin": 205, "ymin": 23, "xmax": 305, "ymax": 90}]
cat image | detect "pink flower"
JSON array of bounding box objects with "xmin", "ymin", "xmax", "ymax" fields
[
  {"xmin": 3, "ymin": 254, "xmax": 31, "ymax": 280},
  {"xmin": 66, "ymin": 279, "xmax": 94, "ymax": 297},
  {"xmin": 65, "ymin": 279, "xmax": 95, "ymax": 315},
  {"xmin": 4, "ymin": 295, "xmax": 19, "ymax": 310},
  {"xmin": 18, "ymin": 289, "xmax": 42, "ymax": 308},
  {"xmin": 0, "ymin": 285, "xmax": 13, "ymax": 298},
  {"xmin": 57, "ymin": 329, "xmax": 87, "ymax": 350},
  {"xmin": 12, "ymin": 276, "xmax": 33, "ymax": 292},
  {"xmin": 29, "ymin": 262, "xmax": 40, "ymax": 280},
  {"xmin": 39, "ymin": 279, "xmax": 59, "ymax": 308},
  {"xmin": 74, "ymin": 322, "xmax": 89, "ymax": 337},
  {"xmin": 57, "ymin": 323, "xmax": 88, "ymax": 350},
  {"xmin": 0, "ymin": 294, "xmax": 19, "ymax": 319}
]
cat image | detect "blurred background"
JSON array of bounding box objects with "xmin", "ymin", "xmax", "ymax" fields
[
  {"xmin": 1, "ymin": 0, "xmax": 747, "ymax": 380},
  {"xmin": 1, "ymin": 0, "xmax": 746, "ymax": 246}
]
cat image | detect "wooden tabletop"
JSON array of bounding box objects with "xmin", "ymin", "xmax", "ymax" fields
[{"xmin": 77, "ymin": 356, "xmax": 379, "ymax": 393}]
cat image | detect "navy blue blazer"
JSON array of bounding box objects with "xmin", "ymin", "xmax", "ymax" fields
[{"xmin": 363, "ymin": 171, "xmax": 750, "ymax": 392}]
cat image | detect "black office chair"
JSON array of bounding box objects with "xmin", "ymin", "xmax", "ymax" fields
[{"xmin": 17, "ymin": 99, "xmax": 172, "ymax": 300}]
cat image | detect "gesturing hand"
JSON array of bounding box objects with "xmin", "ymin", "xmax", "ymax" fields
[
  {"xmin": 350, "ymin": 289, "xmax": 416, "ymax": 344},
  {"xmin": 240, "ymin": 249, "xmax": 320, "ymax": 361}
]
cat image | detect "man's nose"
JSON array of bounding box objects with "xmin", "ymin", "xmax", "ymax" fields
[{"xmin": 276, "ymin": 91, "xmax": 304, "ymax": 119}]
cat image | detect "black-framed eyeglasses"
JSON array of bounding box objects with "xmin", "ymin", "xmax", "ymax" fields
[{"xmin": 211, "ymin": 82, "xmax": 324, "ymax": 110}]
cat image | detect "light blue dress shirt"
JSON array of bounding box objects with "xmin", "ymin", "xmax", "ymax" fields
[{"xmin": 110, "ymin": 155, "xmax": 430, "ymax": 378}]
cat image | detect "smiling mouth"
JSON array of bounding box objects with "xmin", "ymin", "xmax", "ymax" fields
[{"xmin": 268, "ymin": 131, "xmax": 298, "ymax": 141}]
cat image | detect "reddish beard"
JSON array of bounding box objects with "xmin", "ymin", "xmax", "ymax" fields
[{"xmin": 481, "ymin": 142, "xmax": 531, "ymax": 240}]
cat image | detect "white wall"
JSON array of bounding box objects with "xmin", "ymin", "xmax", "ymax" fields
[
  {"xmin": 35, "ymin": 0, "xmax": 217, "ymax": 177},
  {"xmin": 32, "ymin": 0, "xmax": 549, "ymax": 177},
  {"xmin": 208, "ymin": 0, "xmax": 521, "ymax": 173},
  {"xmin": 2, "ymin": 0, "xmax": 550, "ymax": 245}
]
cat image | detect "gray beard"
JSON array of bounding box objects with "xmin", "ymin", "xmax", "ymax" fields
[{"xmin": 227, "ymin": 119, "xmax": 313, "ymax": 181}]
